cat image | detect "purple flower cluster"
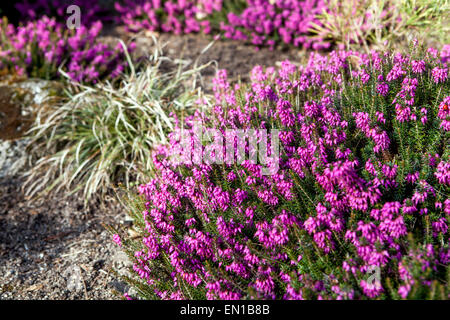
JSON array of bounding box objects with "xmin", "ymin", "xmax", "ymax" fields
[
  {"xmin": 118, "ymin": 46, "xmax": 449, "ymax": 300},
  {"xmin": 114, "ymin": 0, "xmax": 218, "ymax": 34},
  {"xmin": 219, "ymin": 0, "xmax": 328, "ymax": 50},
  {"xmin": 353, "ymin": 112, "xmax": 390, "ymax": 153},
  {"xmin": 0, "ymin": 16, "xmax": 133, "ymax": 83},
  {"xmin": 397, "ymin": 244, "xmax": 449, "ymax": 298},
  {"xmin": 438, "ymin": 96, "xmax": 450, "ymax": 131},
  {"xmin": 442, "ymin": 45, "xmax": 450, "ymax": 64},
  {"xmin": 15, "ymin": 0, "xmax": 111, "ymax": 26},
  {"xmin": 113, "ymin": 0, "xmax": 328, "ymax": 49}
]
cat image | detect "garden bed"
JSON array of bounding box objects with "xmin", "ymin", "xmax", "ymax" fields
[
  {"xmin": 0, "ymin": 0, "xmax": 448, "ymax": 301},
  {"xmin": 0, "ymin": 176, "xmax": 129, "ymax": 299},
  {"xmin": 0, "ymin": 31, "xmax": 306, "ymax": 300}
]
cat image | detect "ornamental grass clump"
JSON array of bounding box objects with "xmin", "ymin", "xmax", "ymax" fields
[
  {"xmin": 0, "ymin": 16, "xmax": 132, "ymax": 83},
  {"xmin": 115, "ymin": 44, "xmax": 449, "ymax": 300},
  {"xmin": 24, "ymin": 44, "xmax": 212, "ymax": 202},
  {"xmin": 309, "ymin": 0, "xmax": 450, "ymax": 51}
]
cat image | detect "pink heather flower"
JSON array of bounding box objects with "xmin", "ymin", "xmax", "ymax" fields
[
  {"xmin": 360, "ymin": 70, "xmax": 370, "ymax": 84},
  {"xmin": 435, "ymin": 161, "xmax": 450, "ymax": 185},
  {"xmin": 386, "ymin": 63, "xmax": 406, "ymax": 81},
  {"xmin": 377, "ymin": 82, "xmax": 389, "ymax": 97},
  {"xmin": 444, "ymin": 199, "xmax": 450, "ymax": 215},
  {"xmin": 431, "ymin": 67, "xmax": 448, "ymax": 84},
  {"xmin": 427, "ymin": 47, "xmax": 439, "ymax": 59},
  {"xmin": 123, "ymin": 293, "xmax": 133, "ymax": 300},
  {"xmin": 375, "ymin": 111, "xmax": 386, "ymax": 124},
  {"xmin": 411, "ymin": 60, "xmax": 425, "ymax": 73},
  {"xmin": 420, "ymin": 116, "xmax": 427, "ymax": 124},
  {"xmin": 15, "ymin": 66, "xmax": 25, "ymax": 76},
  {"xmin": 277, "ymin": 99, "xmax": 296, "ymax": 127},
  {"xmin": 432, "ymin": 218, "xmax": 448, "ymax": 237},
  {"xmin": 441, "ymin": 44, "xmax": 450, "ymax": 63},
  {"xmin": 438, "ymin": 96, "xmax": 450, "ymax": 131},
  {"xmin": 353, "ymin": 112, "xmax": 390, "ymax": 152},
  {"xmin": 398, "ymin": 284, "xmax": 411, "ymax": 299},
  {"xmin": 405, "ymin": 172, "xmax": 419, "ymax": 184},
  {"xmin": 113, "ymin": 234, "xmax": 122, "ymax": 247},
  {"xmin": 360, "ymin": 279, "xmax": 384, "ymax": 298},
  {"xmin": 25, "ymin": 51, "xmax": 32, "ymax": 65},
  {"xmin": 428, "ymin": 153, "xmax": 440, "ymax": 167}
]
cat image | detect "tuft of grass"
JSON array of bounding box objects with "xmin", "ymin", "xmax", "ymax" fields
[
  {"xmin": 309, "ymin": 0, "xmax": 450, "ymax": 52},
  {"xmin": 23, "ymin": 40, "xmax": 213, "ymax": 204}
]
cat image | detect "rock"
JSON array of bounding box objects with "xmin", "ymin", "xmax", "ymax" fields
[
  {"xmin": 0, "ymin": 138, "xmax": 29, "ymax": 179},
  {"xmin": 64, "ymin": 265, "xmax": 84, "ymax": 292},
  {"xmin": 0, "ymin": 78, "xmax": 63, "ymax": 179}
]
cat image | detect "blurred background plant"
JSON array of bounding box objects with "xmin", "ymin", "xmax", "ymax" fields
[
  {"xmin": 0, "ymin": 16, "xmax": 133, "ymax": 83},
  {"xmin": 22, "ymin": 40, "xmax": 213, "ymax": 203},
  {"xmin": 309, "ymin": 0, "xmax": 450, "ymax": 52},
  {"xmin": 7, "ymin": 0, "xmax": 449, "ymax": 52},
  {"xmin": 14, "ymin": 0, "xmax": 116, "ymax": 26}
]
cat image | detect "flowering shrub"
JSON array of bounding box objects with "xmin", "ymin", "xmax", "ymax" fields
[
  {"xmin": 310, "ymin": 0, "xmax": 450, "ymax": 51},
  {"xmin": 218, "ymin": 0, "xmax": 329, "ymax": 50},
  {"xmin": 115, "ymin": 44, "xmax": 449, "ymax": 300},
  {"xmin": 114, "ymin": 0, "xmax": 222, "ymax": 34},
  {"xmin": 24, "ymin": 46, "xmax": 212, "ymax": 202},
  {"xmin": 114, "ymin": 0, "xmax": 329, "ymax": 49},
  {"xmin": 0, "ymin": 16, "xmax": 132, "ymax": 83},
  {"xmin": 112, "ymin": 0, "xmax": 448, "ymax": 50},
  {"xmin": 15, "ymin": 0, "xmax": 113, "ymax": 26}
]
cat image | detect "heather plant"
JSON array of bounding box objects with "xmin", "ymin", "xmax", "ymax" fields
[
  {"xmin": 113, "ymin": 44, "xmax": 449, "ymax": 300},
  {"xmin": 114, "ymin": 0, "xmax": 329, "ymax": 50},
  {"xmin": 15, "ymin": 0, "xmax": 114, "ymax": 26},
  {"xmin": 217, "ymin": 0, "xmax": 329, "ymax": 50},
  {"xmin": 309, "ymin": 0, "xmax": 450, "ymax": 51},
  {"xmin": 0, "ymin": 16, "xmax": 132, "ymax": 83},
  {"xmin": 23, "ymin": 43, "xmax": 212, "ymax": 202},
  {"xmin": 114, "ymin": 0, "xmax": 226, "ymax": 34},
  {"xmin": 13, "ymin": 0, "xmax": 448, "ymax": 52},
  {"xmin": 112, "ymin": 0, "xmax": 449, "ymax": 51}
]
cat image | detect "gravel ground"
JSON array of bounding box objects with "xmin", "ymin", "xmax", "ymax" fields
[{"xmin": 0, "ymin": 176, "xmax": 132, "ymax": 300}]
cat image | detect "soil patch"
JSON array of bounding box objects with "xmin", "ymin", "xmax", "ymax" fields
[{"xmin": 0, "ymin": 176, "xmax": 131, "ymax": 300}]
